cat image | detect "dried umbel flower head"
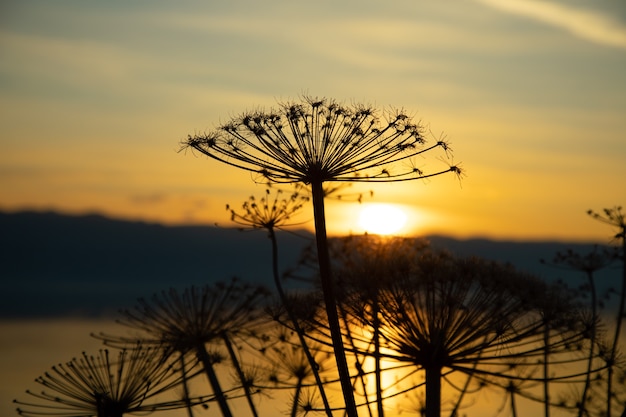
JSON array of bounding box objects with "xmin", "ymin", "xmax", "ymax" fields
[
  {"xmin": 228, "ymin": 186, "xmax": 310, "ymax": 231},
  {"xmin": 95, "ymin": 280, "xmax": 272, "ymax": 417},
  {"xmin": 588, "ymin": 206, "xmax": 626, "ymax": 241},
  {"xmin": 547, "ymin": 246, "xmax": 616, "ymax": 273},
  {"xmin": 113, "ymin": 280, "xmax": 270, "ymax": 354},
  {"xmin": 182, "ymin": 96, "xmax": 463, "ymax": 417},
  {"xmin": 14, "ymin": 345, "xmax": 198, "ymax": 417},
  {"xmin": 332, "ymin": 244, "xmax": 588, "ymax": 416},
  {"xmin": 183, "ymin": 96, "xmax": 461, "ymax": 184}
]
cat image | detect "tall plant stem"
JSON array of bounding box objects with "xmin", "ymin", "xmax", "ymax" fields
[
  {"xmin": 579, "ymin": 270, "xmax": 597, "ymax": 417},
  {"xmin": 424, "ymin": 366, "xmax": 441, "ymax": 417},
  {"xmin": 509, "ymin": 387, "xmax": 518, "ymax": 417},
  {"xmin": 96, "ymin": 404, "xmax": 123, "ymax": 417},
  {"xmin": 608, "ymin": 236, "xmax": 626, "ymax": 417},
  {"xmin": 196, "ymin": 344, "xmax": 234, "ymax": 417},
  {"xmin": 543, "ymin": 324, "xmax": 550, "ymax": 417},
  {"xmin": 268, "ymin": 228, "xmax": 333, "ymax": 417},
  {"xmin": 179, "ymin": 353, "xmax": 195, "ymax": 417},
  {"xmin": 372, "ymin": 301, "xmax": 384, "ymax": 417},
  {"xmin": 221, "ymin": 332, "xmax": 259, "ymax": 417},
  {"xmin": 311, "ymin": 180, "xmax": 358, "ymax": 417},
  {"xmin": 338, "ymin": 303, "xmax": 374, "ymax": 417},
  {"xmin": 450, "ymin": 342, "xmax": 484, "ymax": 416},
  {"xmin": 291, "ymin": 381, "xmax": 304, "ymax": 417}
]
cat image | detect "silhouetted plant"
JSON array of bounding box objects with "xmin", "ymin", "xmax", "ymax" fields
[
  {"xmin": 14, "ymin": 344, "xmax": 205, "ymax": 417},
  {"xmin": 587, "ymin": 206, "xmax": 626, "ymax": 417},
  {"xmin": 578, "ymin": 338, "xmax": 626, "ymax": 417},
  {"xmin": 228, "ymin": 186, "xmax": 310, "ymax": 233},
  {"xmin": 182, "ymin": 95, "xmax": 462, "ymax": 417},
  {"xmin": 95, "ymin": 279, "xmax": 270, "ymax": 417},
  {"xmin": 533, "ymin": 278, "xmax": 590, "ymax": 417},
  {"xmin": 227, "ymin": 187, "xmax": 333, "ymax": 416},
  {"xmin": 255, "ymin": 329, "xmax": 336, "ymax": 417},
  {"xmin": 381, "ymin": 254, "xmax": 587, "ymax": 417},
  {"xmin": 542, "ymin": 246, "xmax": 615, "ymax": 416},
  {"xmin": 332, "ymin": 236, "xmax": 428, "ymax": 417},
  {"xmin": 302, "ymin": 236, "xmax": 592, "ymax": 417}
]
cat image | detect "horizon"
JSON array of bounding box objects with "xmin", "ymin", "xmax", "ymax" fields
[
  {"xmin": 1, "ymin": 205, "xmax": 620, "ymax": 245},
  {"xmin": 2, "ymin": 207, "xmax": 621, "ymax": 320}
]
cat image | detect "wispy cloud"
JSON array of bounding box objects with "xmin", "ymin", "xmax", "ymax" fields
[{"xmin": 474, "ymin": 0, "xmax": 626, "ymax": 49}]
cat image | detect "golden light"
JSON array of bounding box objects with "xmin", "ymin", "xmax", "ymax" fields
[{"xmin": 358, "ymin": 203, "xmax": 408, "ymax": 235}]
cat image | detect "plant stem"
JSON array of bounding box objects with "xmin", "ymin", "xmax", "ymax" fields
[
  {"xmin": 291, "ymin": 381, "xmax": 303, "ymax": 417},
  {"xmin": 179, "ymin": 353, "xmax": 195, "ymax": 417},
  {"xmin": 608, "ymin": 235, "xmax": 626, "ymax": 417},
  {"xmin": 196, "ymin": 343, "xmax": 233, "ymax": 417},
  {"xmin": 268, "ymin": 227, "xmax": 333, "ymax": 417},
  {"xmin": 579, "ymin": 270, "xmax": 597, "ymax": 417},
  {"xmin": 372, "ymin": 300, "xmax": 384, "ymax": 417},
  {"xmin": 338, "ymin": 302, "xmax": 373, "ymax": 417},
  {"xmin": 543, "ymin": 324, "xmax": 550, "ymax": 417},
  {"xmin": 311, "ymin": 180, "xmax": 358, "ymax": 417},
  {"xmin": 509, "ymin": 388, "xmax": 518, "ymax": 417},
  {"xmin": 221, "ymin": 332, "xmax": 259, "ymax": 417},
  {"xmin": 424, "ymin": 366, "xmax": 441, "ymax": 417}
]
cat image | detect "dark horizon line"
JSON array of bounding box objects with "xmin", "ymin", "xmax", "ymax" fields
[{"xmin": 0, "ymin": 206, "xmax": 611, "ymax": 245}]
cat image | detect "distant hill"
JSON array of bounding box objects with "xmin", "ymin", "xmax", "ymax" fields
[
  {"xmin": 0, "ymin": 211, "xmax": 619, "ymax": 318},
  {"xmin": 0, "ymin": 211, "xmax": 313, "ymax": 317}
]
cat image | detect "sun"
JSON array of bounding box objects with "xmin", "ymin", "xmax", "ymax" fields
[{"xmin": 358, "ymin": 204, "xmax": 408, "ymax": 235}]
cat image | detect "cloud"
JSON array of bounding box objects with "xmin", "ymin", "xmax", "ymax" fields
[{"xmin": 474, "ymin": 0, "xmax": 626, "ymax": 49}]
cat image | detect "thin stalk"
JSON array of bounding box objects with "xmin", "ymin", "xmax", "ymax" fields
[
  {"xmin": 608, "ymin": 236, "xmax": 626, "ymax": 417},
  {"xmin": 96, "ymin": 404, "xmax": 123, "ymax": 417},
  {"xmin": 196, "ymin": 343, "xmax": 233, "ymax": 417},
  {"xmin": 338, "ymin": 302, "xmax": 374, "ymax": 417},
  {"xmin": 543, "ymin": 324, "xmax": 550, "ymax": 417},
  {"xmin": 179, "ymin": 353, "xmax": 195, "ymax": 417},
  {"xmin": 311, "ymin": 180, "xmax": 358, "ymax": 417},
  {"xmin": 221, "ymin": 332, "xmax": 259, "ymax": 417},
  {"xmin": 291, "ymin": 380, "xmax": 304, "ymax": 417},
  {"xmin": 425, "ymin": 366, "xmax": 442, "ymax": 417},
  {"xmin": 509, "ymin": 387, "xmax": 518, "ymax": 417},
  {"xmin": 449, "ymin": 341, "xmax": 484, "ymax": 417},
  {"xmin": 579, "ymin": 270, "xmax": 597, "ymax": 417},
  {"xmin": 268, "ymin": 227, "xmax": 333, "ymax": 417},
  {"xmin": 373, "ymin": 300, "xmax": 384, "ymax": 417}
]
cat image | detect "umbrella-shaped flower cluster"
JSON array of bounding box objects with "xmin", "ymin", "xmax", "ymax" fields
[
  {"xmin": 15, "ymin": 345, "xmax": 203, "ymax": 417},
  {"xmin": 184, "ymin": 96, "xmax": 460, "ymax": 185}
]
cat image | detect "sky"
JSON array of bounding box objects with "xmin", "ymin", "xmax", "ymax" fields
[{"xmin": 1, "ymin": 0, "xmax": 625, "ymax": 241}]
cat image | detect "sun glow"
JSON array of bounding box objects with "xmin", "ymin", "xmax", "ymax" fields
[{"xmin": 358, "ymin": 204, "xmax": 408, "ymax": 235}]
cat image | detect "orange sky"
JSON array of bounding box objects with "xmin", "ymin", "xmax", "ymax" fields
[{"xmin": 1, "ymin": 0, "xmax": 625, "ymax": 242}]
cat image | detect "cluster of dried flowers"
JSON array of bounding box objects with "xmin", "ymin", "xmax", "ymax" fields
[{"xmin": 14, "ymin": 97, "xmax": 626, "ymax": 417}]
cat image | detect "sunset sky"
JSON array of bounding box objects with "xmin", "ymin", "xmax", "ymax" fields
[{"xmin": 1, "ymin": 0, "xmax": 625, "ymax": 241}]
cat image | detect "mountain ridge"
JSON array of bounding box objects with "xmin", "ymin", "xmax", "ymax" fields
[{"xmin": 0, "ymin": 210, "xmax": 618, "ymax": 318}]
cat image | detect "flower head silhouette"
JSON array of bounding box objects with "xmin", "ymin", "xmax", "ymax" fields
[
  {"xmin": 322, "ymin": 237, "xmax": 589, "ymax": 417},
  {"xmin": 184, "ymin": 96, "xmax": 460, "ymax": 184},
  {"xmin": 14, "ymin": 345, "xmax": 202, "ymax": 417},
  {"xmin": 588, "ymin": 206, "xmax": 626, "ymax": 241},
  {"xmin": 115, "ymin": 281, "xmax": 269, "ymax": 353},
  {"xmin": 228, "ymin": 185, "xmax": 334, "ymax": 416},
  {"xmin": 587, "ymin": 205, "xmax": 626, "ymax": 416},
  {"xmin": 228, "ymin": 186, "xmax": 310, "ymax": 232},
  {"xmin": 379, "ymin": 254, "xmax": 587, "ymax": 417},
  {"xmin": 182, "ymin": 96, "xmax": 462, "ymax": 417},
  {"xmin": 96, "ymin": 280, "xmax": 270, "ymax": 417}
]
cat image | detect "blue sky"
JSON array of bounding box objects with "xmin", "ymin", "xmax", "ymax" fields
[{"xmin": 1, "ymin": 0, "xmax": 625, "ymax": 240}]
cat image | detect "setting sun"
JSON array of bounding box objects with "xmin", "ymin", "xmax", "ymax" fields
[{"xmin": 358, "ymin": 203, "xmax": 408, "ymax": 235}]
